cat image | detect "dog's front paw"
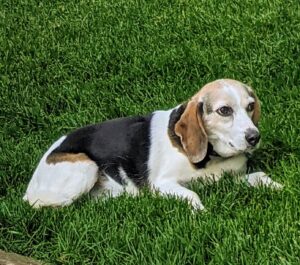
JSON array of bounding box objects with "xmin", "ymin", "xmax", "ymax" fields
[
  {"xmin": 190, "ymin": 199, "xmax": 206, "ymax": 211},
  {"xmin": 269, "ymin": 180, "xmax": 284, "ymax": 190},
  {"xmin": 245, "ymin": 172, "xmax": 283, "ymax": 190}
]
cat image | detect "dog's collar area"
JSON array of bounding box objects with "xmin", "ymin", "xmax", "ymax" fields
[
  {"xmin": 210, "ymin": 150, "xmax": 221, "ymax": 157},
  {"xmin": 207, "ymin": 143, "xmax": 222, "ymax": 157},
  {"xmin": 192, "ymin": 142, "xmax": 243, "ymax": 168},
  {"xmin": 193, "ymin": 142, "xmax": 216, "ymax": 168}
]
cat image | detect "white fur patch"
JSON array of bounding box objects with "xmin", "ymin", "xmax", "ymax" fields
[
  {"xmin": 101, "ymin": 174, "xmax": 124, "ymax": 197},
  {"xmin": 92, "ymin": 167, "xmax": 139, "ymax": 198},
  {"xmin": 119, "ymin": 167, "xmax": 139, "ymax": 196}
]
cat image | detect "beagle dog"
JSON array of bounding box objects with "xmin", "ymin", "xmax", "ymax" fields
[{"xmin": 23, "ymin": 79, "xmax": 282, "ymax": 210}]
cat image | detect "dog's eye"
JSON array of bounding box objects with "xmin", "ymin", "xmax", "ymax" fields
[
  {"xmin": 247, "ymin": 102, "xmax": 255, "ymax": 112},
  {"xmin": 217, "ymin": 106, "xmax": 233, "ymax": 116}
]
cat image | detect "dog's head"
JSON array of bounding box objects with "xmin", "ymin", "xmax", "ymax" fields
[{"xmin": 174, "ymin": 79, "xmax": 261, "ymax": 163}]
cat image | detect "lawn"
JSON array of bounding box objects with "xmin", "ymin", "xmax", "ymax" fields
[{"xmin": 1, "ymin": 0, "xmax": 300, "ymax": 264}]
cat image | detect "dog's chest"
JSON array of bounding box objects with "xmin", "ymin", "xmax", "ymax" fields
[{"xmin": 176, "ymin": 154, "xmax": 248, "ymax": 183}]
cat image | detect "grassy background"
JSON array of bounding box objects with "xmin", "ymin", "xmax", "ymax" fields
[{"xmin": 1, "ymin": 0, "xmax": 300, "ymax": 264}]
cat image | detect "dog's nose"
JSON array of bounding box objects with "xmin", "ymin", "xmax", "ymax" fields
[{"xmin": 245, "ymin": 129, "xmax": 260, "ymax": 146}]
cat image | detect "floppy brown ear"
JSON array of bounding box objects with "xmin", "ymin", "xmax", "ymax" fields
[
  {"xmin": 252, "ymin": 92, "xmax": 261, "ymax": 126},
  {"xmin": 174, "ymin": 100, "xmax": 208, "ymax": 163}
]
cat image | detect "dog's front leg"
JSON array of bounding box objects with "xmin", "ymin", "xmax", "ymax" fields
[
  {"xmin": 245, "ymin": 172, "xmax": 283, "ymax": 189},
  {"xmin": 152, "ymin": 180, "xmax": 205, "ymax": 210}
]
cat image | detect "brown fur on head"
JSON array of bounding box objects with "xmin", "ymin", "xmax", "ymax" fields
[
  {"xmin": 174, "ymin": 100, "xmax": 208, "ymax": 163},
  {"xmin": 249, "ymin": 90, "xmax": 261, "ymax": 126}
]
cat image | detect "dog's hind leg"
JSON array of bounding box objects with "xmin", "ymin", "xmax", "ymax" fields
[{"xmin": 23, "ymin": 137, "xmax": 99, "ymax": 208}]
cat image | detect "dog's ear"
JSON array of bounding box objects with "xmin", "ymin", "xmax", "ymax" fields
[
  {"xmin": 174, "ymin": 100, "xmax": 208, "ymax": 163},
  {"xmin": 251, "ymin": 92, "xmax": 261, "ymax": 126}
]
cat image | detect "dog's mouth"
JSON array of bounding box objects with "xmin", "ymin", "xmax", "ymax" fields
[
  {"xmin": 209, "ymin": 143, "xmax": 239, "ymax": 158},
  {"xmin": 229, "ymin": 141, "xmax": 257, "ymax": 154},
  {"xmin": 209, "ymin": 137, "xmax": 257, "ymax": 159},
  {"xmin": 228, "ymin": 142, "xmax": 235, "ymax": 148}
]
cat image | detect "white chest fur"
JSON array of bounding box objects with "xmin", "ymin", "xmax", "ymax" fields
[{"xmin": 192, "ymin": 154, "xmax": 247, "ymax": 182}]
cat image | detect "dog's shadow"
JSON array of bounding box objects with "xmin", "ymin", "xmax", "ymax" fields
[{"xmin": 247, "ymin": 139, "xmax": 299, "ymax": 173}]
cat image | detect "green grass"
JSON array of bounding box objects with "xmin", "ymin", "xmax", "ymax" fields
[{"xmin": 1, "ymin": 0, "xmax": 300, "ymax": 264}]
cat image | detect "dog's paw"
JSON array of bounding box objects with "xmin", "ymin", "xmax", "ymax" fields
[
  {"xmin": 190, "ymin": 200, "xmax": 206, "ymax": 211},
  {"xmin": 268, "ymin": 180, "xmax": 284, "ymax": 190},
  {"xmin": 245, "ymin": 172, "xmax": 283, "ymax": 190}
]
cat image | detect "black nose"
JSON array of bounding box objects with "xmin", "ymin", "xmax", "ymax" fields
[{"xmin": 245, "ymin": 129, "xmax": 260, "ymax": 146}]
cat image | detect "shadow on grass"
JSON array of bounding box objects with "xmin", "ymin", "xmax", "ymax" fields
[{"xmin": 247, "ymin": 139, "xmax": 300, "ymax": 172}]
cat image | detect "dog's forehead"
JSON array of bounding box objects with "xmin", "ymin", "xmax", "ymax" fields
[{"xmin": 192, "ymin": 79, "xmax": 253, "ymax": 105}]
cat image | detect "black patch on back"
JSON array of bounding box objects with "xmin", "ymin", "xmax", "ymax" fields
[{"xmin": 50, "ymin": 115, "xmax": 153, "ymax": 187}]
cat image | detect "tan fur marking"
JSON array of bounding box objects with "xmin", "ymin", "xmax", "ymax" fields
[
  {"xmin": 192, "ymin": 79, "xmax": 247, "ymax": 98},
  {"xmin": 243, "ymin": 84, "xmax": 261, "ymax": 126},
  {"xmin": 250, "ymin": 91, "xmax": 261, "ymax": 125},
  {"xmin": 191, "ymin": 81, "xmax": 222, "ymax": 101},
  {"xmin": 174, "ymin": 100, "xmax": 208, "ymax": 163},
  {"xmin": 46, "ymin": 152, "xmax": 91, "ymax": 164}
]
